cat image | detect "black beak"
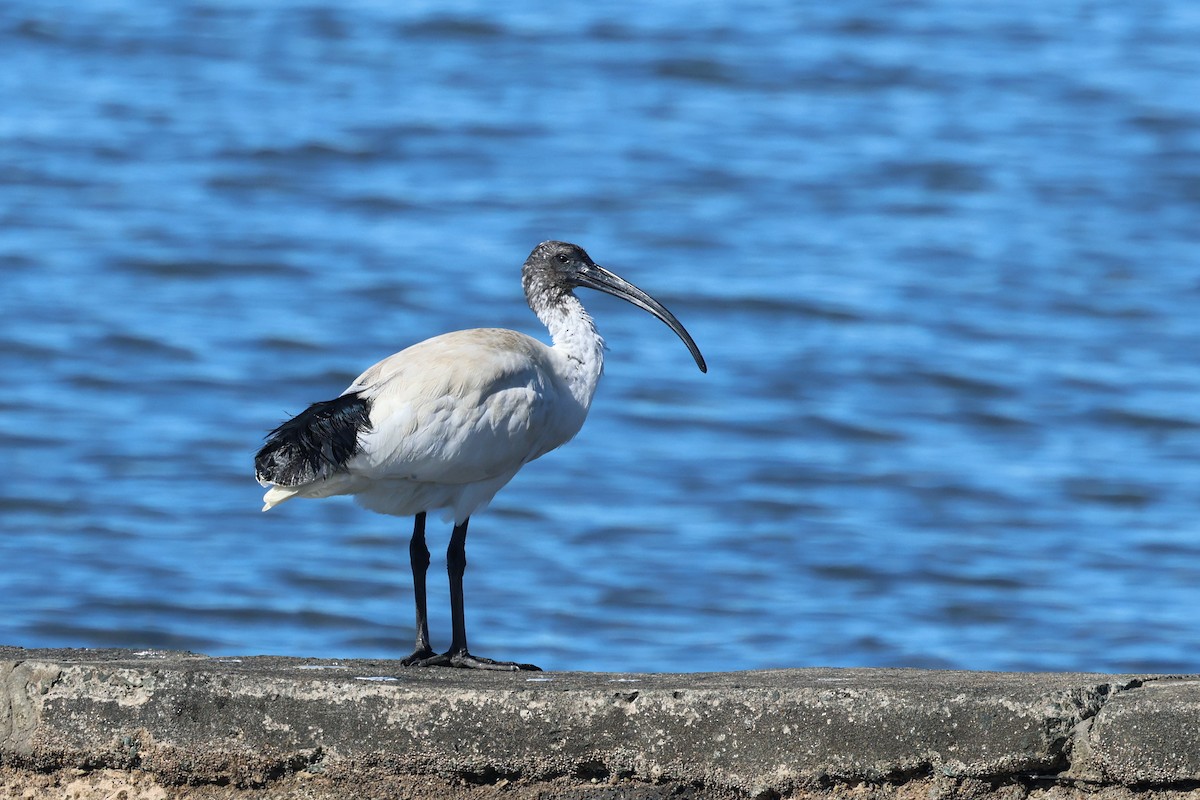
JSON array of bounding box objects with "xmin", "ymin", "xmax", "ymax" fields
[{"xmin": 574, "ymin": 264, "xmax": 708, "ymax": 373}]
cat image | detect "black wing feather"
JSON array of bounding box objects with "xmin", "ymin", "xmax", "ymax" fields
[{"xmin": 255, "ymin": 393, "xmax": 373, "ymax": 486}]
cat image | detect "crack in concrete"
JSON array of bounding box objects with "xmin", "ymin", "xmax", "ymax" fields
[{"xmin": 1052, "ymin": 675, "xmax": 1172, "ymax": 787}]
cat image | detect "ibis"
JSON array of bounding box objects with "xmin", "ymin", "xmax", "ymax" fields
[{"xmin": 255, "ymin": 241, "xmax": 707, "ymax": 670}]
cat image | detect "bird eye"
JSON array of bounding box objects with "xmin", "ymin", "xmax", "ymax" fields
[{"xmin": 556, "ymin": 254, "xmax": 569, "ymax": 264}]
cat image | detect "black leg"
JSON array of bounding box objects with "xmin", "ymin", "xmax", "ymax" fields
[
  {"xmin": 401, "ymin": 512, "xmax": 435, "ymax": 665},
  {"xmin": 446, "ymin": 518, "xmax": 471, "ymax": 655},
  {"xmin": 406, "ymin": 517, "xmax": 540, "ymax": 671}
]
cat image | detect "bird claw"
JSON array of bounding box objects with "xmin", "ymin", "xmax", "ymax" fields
[
  {"xmin": 404, "ymin": 648, "xmax": 541, "ymax": 672},
  {"xmin": 401, "ymin": 647, "xmax": 437, "ymax": 666}
]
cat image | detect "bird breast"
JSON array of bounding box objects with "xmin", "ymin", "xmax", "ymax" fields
[{"xmin": 345, "ymin": 329, "xmax": 591, "ymax": 486}]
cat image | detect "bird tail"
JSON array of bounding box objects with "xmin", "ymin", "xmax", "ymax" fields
[{"xmin": 255, "ymin": 392, "xmax": 373, "ymax": 491}]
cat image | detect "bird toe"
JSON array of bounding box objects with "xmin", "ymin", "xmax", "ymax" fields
[
  {"xmin": 402, "ymin": 648, "xmax": 540, "ymax": 672},
  {"xmin": 401, "ymin": 647, "xmax": 438, "ymax": 667}
]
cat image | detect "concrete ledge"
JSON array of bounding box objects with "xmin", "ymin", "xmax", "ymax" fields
[{"xmin": 0, "ymin": 646, "xmax": 1194, "ymax": 798}]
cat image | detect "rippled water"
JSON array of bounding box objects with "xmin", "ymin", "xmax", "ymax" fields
[{"xmin": 2, "ymin": 0, "xmax": 1198, "ymax": 673}]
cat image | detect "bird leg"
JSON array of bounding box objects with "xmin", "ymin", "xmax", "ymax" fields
[
  {"xmin": 408, "ymin": 518, "xmax": 540, "ymax": 671},
  {"xmin": 401, "ymin": 512, "xmax": 436, "ymax": 665}
]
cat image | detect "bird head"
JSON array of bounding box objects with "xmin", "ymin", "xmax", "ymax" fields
[{"xmin": 522, "ymin": 241, "xmax": 707, "ymax": 373}]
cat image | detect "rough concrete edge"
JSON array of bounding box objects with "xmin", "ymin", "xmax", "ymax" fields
[
  {"xmin": 0, "ymin": 661, "xmax": 64, "ymax": 761},
  {"xmin": 800, "ymin": 675, "xmax": 1170, "ymax": 797},
  {"xmin": 1055, "ymin": 676, "xmax": 1188, "ymax": 789},
  {"xmin": 3, "ymin": 661, "xmax": 785, "ymax": 797},
  {"xmin": 0, "ymin": 660, "xmax": 318, "ymax": 790},
  {"xmin": 0, "ymin": 658, "xmax": 1191, "ymax": 799},
  {"xmin": 766, "ymin": 674, "xmax": 1191, "ymax": 800}
]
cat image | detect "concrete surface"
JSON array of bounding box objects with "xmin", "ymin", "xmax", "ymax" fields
[{"xmin": 0, "ymin": 646, "xmax": 1196, "ymax": 799}]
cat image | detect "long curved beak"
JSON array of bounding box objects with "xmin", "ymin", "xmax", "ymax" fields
[{"xmin": 574, "ymin": 263, "xmax": 708, "ymax": 373}]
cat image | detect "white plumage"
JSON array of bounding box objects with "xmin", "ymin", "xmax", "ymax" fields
[{"xmin": 255, "ymin": 241, "xmax": 705, "ymax": 670}]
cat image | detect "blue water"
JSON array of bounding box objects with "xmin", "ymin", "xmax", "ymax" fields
[{"xmin": 2, "ymin": 0, "xmax": 1198, "ymax": 674}]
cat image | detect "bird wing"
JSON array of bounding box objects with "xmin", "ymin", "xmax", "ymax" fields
[{"xmin": 344, "ymin": 329, "xmax": 586, "ymax": 485}]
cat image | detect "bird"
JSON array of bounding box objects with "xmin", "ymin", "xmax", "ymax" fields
[{"xmin": 254, "ymin": 241, "xmax": 707, "ymax": 671}]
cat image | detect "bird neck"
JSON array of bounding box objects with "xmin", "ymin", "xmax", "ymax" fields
[{"xmin": 537, "ymin": 292, "xmax": 605, "ymax": 408}]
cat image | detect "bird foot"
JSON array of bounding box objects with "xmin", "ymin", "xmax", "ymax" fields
[
  {"xmin": 401, "ymin": 647, "xmax": 437, "ymax": 667},
  {"xmin": 405, "ymin": 648, "xmax": 541, "ymax": 672}
]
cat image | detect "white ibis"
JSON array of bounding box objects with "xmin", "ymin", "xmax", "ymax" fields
[{"xmin": 255, "ymin": 241, "xmax": 707, "ymax": 670}]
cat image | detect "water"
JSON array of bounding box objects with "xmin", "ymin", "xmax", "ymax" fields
[{"xmin": 2, "ymin": 0, "xmax": 1198, "ymax": 674}]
